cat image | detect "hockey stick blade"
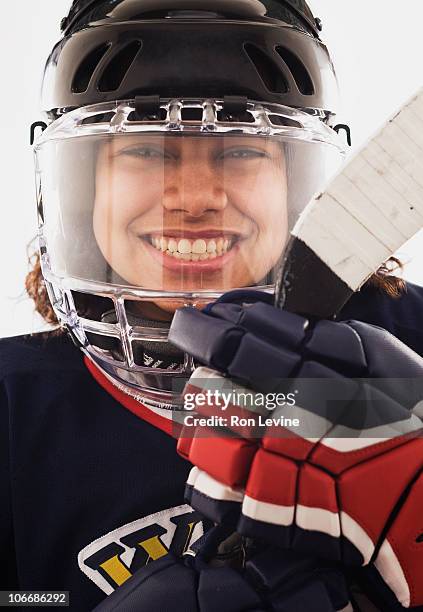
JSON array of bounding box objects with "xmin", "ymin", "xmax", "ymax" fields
[{"xmin": 275, "ymin": 87, "xmax": 423, "ymax": 319}]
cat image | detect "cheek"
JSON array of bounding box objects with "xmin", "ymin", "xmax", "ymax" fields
[
  {"xmin": 93, "ymin": 169, "xmax": 159, "ymax": 239},
  {"xmin": 261, "ymin": 178, "xmax": 288, "ymax": 233},
  {"xmin": 227, "ymin": 170, "xmax": 288, "ymax": 232}
]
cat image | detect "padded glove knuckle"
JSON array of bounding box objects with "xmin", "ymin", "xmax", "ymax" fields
[
  {"xmin": 170, "ymin": 307, "xmax": 244, "ymax": 370},
  {"xmin": 347, "ymin": 320, "xmax": 423, "ymax": 378},
  {"xmin": 306, "ymin": 320, "xmax": 367, "ymax": 373},
  {"xmin": 228, "ymin": 333, "xmax": 300, "ymax": 383}
]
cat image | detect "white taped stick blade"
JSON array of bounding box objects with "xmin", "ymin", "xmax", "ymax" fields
[{"xmin": 293, "ymin": 87, "xmax": 423, "ymax": 293}]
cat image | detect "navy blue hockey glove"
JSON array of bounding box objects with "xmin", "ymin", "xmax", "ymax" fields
[
  {"xmin": 92, "ymin": 524, "xmax": 351, "ymax": 611},
  {"xmin": 169, "ymin": 291, "xmax": 423, "ymax": 609}
]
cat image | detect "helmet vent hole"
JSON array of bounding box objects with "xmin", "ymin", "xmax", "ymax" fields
[
  {"xmin": 275, "ymin": 46, "xmax": 314, "ymax": 95},
  {"xmin": 244, "ymin": 43, "xmax": 289, "ymax": 94},
  {"xmin": 81, "ymin": 112, "xmax": 115, "ymax": 125},
  {"xmin": 98, "ymin": 41, "xmax": 142, "ymax": 92},
  {"xmin": 167, "ymin": 10, "xmax": 220, "ymax": 18},
  {"xmin": 72, "ymin": 43, "xmax": 111, "ymax": 94},
  {"xmin": 269, "ymin": 115, "xmax": 302, "ymax": 128}
]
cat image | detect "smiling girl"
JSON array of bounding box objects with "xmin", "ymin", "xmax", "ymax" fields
[{"xmin": 1, "ymin": 1, "xmax": 422, "ymax": 610}]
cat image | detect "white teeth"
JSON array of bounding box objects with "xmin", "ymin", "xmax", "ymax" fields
[
  {"xmin": 207, "ymin": 240, "xmax": 217, "ymax": 253},
  {"xmin": 178, "ymin": 239, "xmax": 192, "ymax": 254},
  {"xmin": 168, "ymin": 239, "xmax": 177, "ymax": 253},
  {"xmin": 150, "ymin": 235, "xmax": 235, "ymax": 259},
  {"xmin": 192, "ymin": 239, "xmax": 207, "ymax": 254}
]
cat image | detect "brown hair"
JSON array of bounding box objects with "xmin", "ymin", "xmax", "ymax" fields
[
  {"xmin": 25, "ymin": 250, "xmax": 406, "ymax": 329},
  {"xmin": 25, "ymin": 252, "xmax": 59, "ymax": 326}
]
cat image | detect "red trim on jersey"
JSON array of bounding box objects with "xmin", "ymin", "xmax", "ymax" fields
[{"xmin": 84, "ymin": 356, "xmax": 178, "ymax": 438}]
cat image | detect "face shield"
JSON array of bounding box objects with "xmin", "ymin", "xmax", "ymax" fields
[{"xmin": 34, "ymin": 99, "xmax": 345, "ymax": 407}]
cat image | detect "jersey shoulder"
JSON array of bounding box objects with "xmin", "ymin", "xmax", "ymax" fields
[
  {"xmin": 0, "ymin": 331, "xmax": 83, "ymax": 380},
  {"xmin": 338, "ymin": 281, "xmax": 423, "ymax": 356}
]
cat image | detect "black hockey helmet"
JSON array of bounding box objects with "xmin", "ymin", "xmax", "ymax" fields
[{"xmin": 42, "ymin": 0, "xmax": 338, "ymax": 121}]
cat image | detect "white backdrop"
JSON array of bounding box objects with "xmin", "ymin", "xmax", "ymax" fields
[{"xmin": 0, "ymin": 0, "xmax": 422, "ymax": 338}]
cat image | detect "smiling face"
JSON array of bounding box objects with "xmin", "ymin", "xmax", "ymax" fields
[{"xmin": 93, "ymin": 134, "xmax": 288, "ymax": 310}]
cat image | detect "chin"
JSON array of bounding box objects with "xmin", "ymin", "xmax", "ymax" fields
[{"xmin": 157, "ymin": 298, "xmax": 208, "ymax": 315}]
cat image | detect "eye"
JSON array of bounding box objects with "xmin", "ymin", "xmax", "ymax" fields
[
  {"xmin": 123, "ymin": 147, "xmax": 161, "ymax": 159},
  {"xmin": 117, "ymin": 146, "xmax": 170, "ymax": 160},
  {"xmin": 220, "ymin": 148, "xmax": 268, "ymax": 160}
]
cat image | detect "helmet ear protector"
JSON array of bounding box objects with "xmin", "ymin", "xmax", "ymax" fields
[{"xmin": 31, "ymin": 0, "xmax": 349, "ymax": 409}]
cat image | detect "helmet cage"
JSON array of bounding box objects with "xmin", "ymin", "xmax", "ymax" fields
[{"xmin": 35, "ymin": 97, "xmax": 345, "ymax": 407}]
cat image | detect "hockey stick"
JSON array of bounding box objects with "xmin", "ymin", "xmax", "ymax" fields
[{"xmin": 275, "ymin": 87, "xmax": 423, "ymax": 318}]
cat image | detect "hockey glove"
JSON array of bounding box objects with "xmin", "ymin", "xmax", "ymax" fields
[{"xmin": 169, "ymin": 291, "xmax": 423, "ymax": 609}]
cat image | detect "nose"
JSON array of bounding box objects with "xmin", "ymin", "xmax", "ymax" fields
[{"xmin": 162, "ymin": 159, "xmax": 228, "ymax": 217}]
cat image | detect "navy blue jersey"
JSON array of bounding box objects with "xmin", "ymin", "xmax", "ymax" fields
[
  {"xmin": 337, "ymin": 281, "xmax": 423, "ymax": 356},
  {"xmin": 1, "ymin": 282, "xmax": 422, "ymax": 611},
  {"xmin": 0, "ymin": 333, "xmax": 204, "ymax": 609}
]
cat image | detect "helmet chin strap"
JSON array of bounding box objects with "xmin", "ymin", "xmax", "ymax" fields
[{"xmin": 101, "ymin": 309, "xmax": 185, "ymax": 370}]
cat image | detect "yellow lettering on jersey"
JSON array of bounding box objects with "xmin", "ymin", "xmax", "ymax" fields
[
  {"xmin": 138, "ymin": 535, "xmax": 169, "ymax": 562},
  {"xmin": 99, "ymin": 555, "xmax": 132, "ymax": 586},
  {"xmin": 182, "ymin": 522, "xmax": 197, "ymax": 554}
]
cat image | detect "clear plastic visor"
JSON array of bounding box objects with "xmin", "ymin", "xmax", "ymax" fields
[{"xmin": 36, "ymin": 131, "xmax": 343, "ymax": 305}]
